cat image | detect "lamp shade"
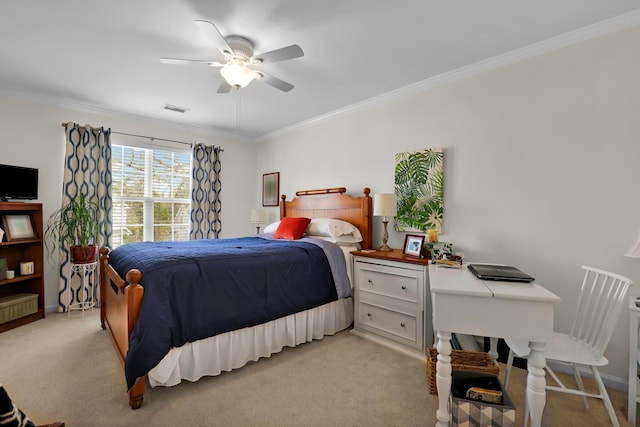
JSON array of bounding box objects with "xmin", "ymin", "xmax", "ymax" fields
[
  {"xmin": 373, "ymin": 193, "xmax": 397, "ymax": 217},
  {"xmin": 220, "ymin": 60, "xmax": 258, "ymax": 88},
  {"xmin": 626, "ymin": 228, "xmax": 640, "ymax": 258},
  {"xmin": 250, "ymin": 209, "xmax": 266, "ymax": 224}
]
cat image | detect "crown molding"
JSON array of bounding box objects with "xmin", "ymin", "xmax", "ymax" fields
[
  {"xmin": 0, "ymin": 86, "xmax": 255, "ymax": 144},
  {"xmin": 257, "ymin": 9, "xmax": 640, "ymax": 142}
]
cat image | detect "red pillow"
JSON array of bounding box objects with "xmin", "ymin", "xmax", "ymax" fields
[{"xmin": 273, "ymin": 217, "xmax": 311, "ymax": 240}]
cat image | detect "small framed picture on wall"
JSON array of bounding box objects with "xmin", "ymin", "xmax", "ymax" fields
[
  {"xmin": 262, "ymin": 172, "xmax": 280, "ymax": 207},
  {"xmin": 402, "ymin": 234, "xmax": 425, "ymax": 258}
]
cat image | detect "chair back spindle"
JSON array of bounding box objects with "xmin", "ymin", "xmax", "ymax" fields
[{"xmin": 569, "ymin": 266, "xmax": 633, "ymax": 357}]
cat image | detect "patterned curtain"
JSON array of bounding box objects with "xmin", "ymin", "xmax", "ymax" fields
[
  {"xmin": 57, "ymin": 122, "xmax": 112, "ymax": 312},
  {"xmin": 190, "ymin": 143, "xmax": 222, "ymax": 239}
]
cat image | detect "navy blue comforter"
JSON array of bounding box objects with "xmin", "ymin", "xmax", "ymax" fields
[{"xmin": 108, "ymin": 237, "xmax": 340, "ymax": 389}]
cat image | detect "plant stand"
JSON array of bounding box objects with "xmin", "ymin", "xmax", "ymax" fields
[{"xmin": 68, "ymin": 261, "xmax": 97, "ymax": 316}]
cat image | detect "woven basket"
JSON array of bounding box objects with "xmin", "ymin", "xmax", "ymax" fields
[{"xmin": 426, "ymin": 348, "xmax": 500, "ymax": 395}]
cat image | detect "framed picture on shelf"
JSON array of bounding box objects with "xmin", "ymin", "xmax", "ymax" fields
[
  {"xmin": 403, "ymin": 234, "xmax": 425, "ymax": 258},
  {"xmin": 2, "ymin": 214, "xmax": 36, "ymax": 241},
  {"xmin": 262, "ymin": 172, "xmax": 280, "ymax": 207}
]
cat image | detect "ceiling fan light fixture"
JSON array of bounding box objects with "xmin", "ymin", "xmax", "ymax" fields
[
  {"xmin": 220, "ymin": 59, "xmax": 257, "ymax": 88},
  {"xmin": 162, "ymin": 21, "xmax": 303, "ymax": 93}
]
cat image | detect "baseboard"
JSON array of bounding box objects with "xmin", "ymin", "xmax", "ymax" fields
[
  {"xmin": 45, "ymin": 305, "xmax": 59, "ymax": 314},
  {"xmin": 350, "ymin": 329, "xmax": 426, "ymax": 362}
]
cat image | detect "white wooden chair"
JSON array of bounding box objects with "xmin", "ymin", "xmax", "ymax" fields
[{"xmin": 504, "ymin": 266, "xmax": 634, "ymax": 427}]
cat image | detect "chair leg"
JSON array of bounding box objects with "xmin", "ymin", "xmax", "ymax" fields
[
  {"xmin": 572, "ymin": 363, "xmax": 590, "ymax": 410},
  {"xmin": 505, "ymin": 349, "xmax": 514, "ymax": 386},
  {"xmin": 591, "ymin": 366, "xmax": 620, "ymax": 427}
]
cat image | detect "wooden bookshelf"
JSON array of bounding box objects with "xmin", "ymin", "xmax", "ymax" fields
[{"xmin": 0, "ymin": 202, "xmax": 45, "ymax": 332}]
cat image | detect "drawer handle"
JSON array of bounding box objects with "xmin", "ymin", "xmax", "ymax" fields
[
  {"xmin": 367, "ymin": 279, "xmax": 373, "ymax": 285},
  {"xmin": 367, "ymin": 313, "xmax": 372, "ymax": 317},
  {"xmin": 401, "ymin": 285, "xmax": 407, "ymax": 290},
  {"xmin": 400, "ymin": 323, "xmax": 406, "ymax": 328}
]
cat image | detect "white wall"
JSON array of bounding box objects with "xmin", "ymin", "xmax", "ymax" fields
[
  {"xmin": 256, "ymin": 25, "xmax": 640, "ymax": 381},
  {"xmin": 0, "ymin": 95, "xmax": 257, "ymax": 312}
]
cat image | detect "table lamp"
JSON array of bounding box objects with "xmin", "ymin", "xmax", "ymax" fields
[
  {"xmin": 626, "ymin": 228, "xmax": 640, "ymax": 258},
  {"xmin": 250, "ymin": 208, "xmax": 266, "ymax": 233},
  {"xmin": 373, "ymin": 193, "xmax": 397, "ymax": 252}
]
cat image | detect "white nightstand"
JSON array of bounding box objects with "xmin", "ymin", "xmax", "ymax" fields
[{"xmin": 351, "ymin": 249, "xmax": 432, "ymax": 359}]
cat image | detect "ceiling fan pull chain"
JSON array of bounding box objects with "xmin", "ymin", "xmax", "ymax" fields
[{"xmin": 236, "ymin": 88, "xmax": 241, "ymax": 131}]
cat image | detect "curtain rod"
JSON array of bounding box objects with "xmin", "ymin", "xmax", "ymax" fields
[
  {"xmin": 60, "ymin": 123, "xmax": 223, "ymax": 151},
  {"xmin": 113, "ymin": 130, "xmax": 195, "ymax": 147}
]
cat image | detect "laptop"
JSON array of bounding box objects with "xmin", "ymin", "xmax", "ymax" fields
[{"xmin": 467, "ymin": 264, "xmax": 535, "ymax": 282}]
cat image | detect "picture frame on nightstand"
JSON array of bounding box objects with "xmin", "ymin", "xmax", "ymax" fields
[{"xmin": 403, "ymin": 234, "xmax": 425, "ymax": 258}]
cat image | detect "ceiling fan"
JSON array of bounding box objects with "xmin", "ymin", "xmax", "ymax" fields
[{"xmin": 160, "ymin": 20, "xmax": 304, "ymax": 93}]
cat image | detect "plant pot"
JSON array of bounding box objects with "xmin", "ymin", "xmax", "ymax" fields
[{"xmin": 70, "ymin": 245, "xmax": 97, "ymax": 264}]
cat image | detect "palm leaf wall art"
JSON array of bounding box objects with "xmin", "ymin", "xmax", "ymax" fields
[{"xmin": 394, "ymin": 148, "xmax": 444, "ymax": 233}]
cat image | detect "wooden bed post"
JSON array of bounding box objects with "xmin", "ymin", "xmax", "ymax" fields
[
  {"xmin": 279, "ymin": 194, "xmax": 287, "ymax": 218},
  {"xmin": 124, "ymin": 269, "xmax": 145, "ymax": 410},
  {"xmin": 361, "ymin": 188, "xmax": 372, "ymax": 250},
  {"xmin": 125, "ymin": 269, "xmax": 143, "ymax": 336},
  {"xmin": 99, "ymin": 247, "xmax": 109, "ymax": 330},
  {"xmin": 99, "ymin": 247, "xmax": 146, "ymax": 409}
]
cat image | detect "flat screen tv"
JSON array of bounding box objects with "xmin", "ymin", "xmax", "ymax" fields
[{"xmin": 0, "ymin": 164, "xmax": 39, "ymax": 201}]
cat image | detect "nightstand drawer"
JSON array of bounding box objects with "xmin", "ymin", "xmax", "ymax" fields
[
  {"xmin": 356, "ymin": 263, "xmax": 419, "ymax": 303},
  {"xmin": 358, "ymin": 301, "xmax": 418, "ymax": 344}
]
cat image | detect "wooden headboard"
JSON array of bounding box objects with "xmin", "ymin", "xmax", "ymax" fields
[{"xmin": 279, "ymin": 187, "xmax": 373, "ymax": 249}]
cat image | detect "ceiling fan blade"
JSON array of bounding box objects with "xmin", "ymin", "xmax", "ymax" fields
[
  {"xmin": 159, "ymin": 58, "xmax": 224, "ymax": 67},
  {"xmin": 256, "ymin": 72, "xmax": 294, "ymax": 92},
  {"xmin": 217, "ymin": 80, "xmax": 233, "ymax": 93},
  {"xmin": 194, "ymin": 20, "xmax": 233, "ymax": 56},
  {"xmin": 252, "ymin": 44, "xmax": 304, "ymax": 64}
]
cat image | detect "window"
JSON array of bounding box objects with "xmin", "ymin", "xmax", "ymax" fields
[{"xmin": 111, "ymin": 144, "xmax": 191, "ymax": 247}]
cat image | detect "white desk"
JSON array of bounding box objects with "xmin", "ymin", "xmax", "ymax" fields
[{"xmin": 429, "ymin": 264, "xmax": 561, "ymax": 427}]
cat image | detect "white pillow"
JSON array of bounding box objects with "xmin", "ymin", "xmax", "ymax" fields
[
  {"xmin": 308, "ymin": 235, "xmax": 363, "ymax": 247},
  {"xmin": 263, "ymin": 221, "xmax": 281, "ymax": 233},
  {"xmin": 306, "ymin": 218, "xmax": 362, "ymax": 241}
]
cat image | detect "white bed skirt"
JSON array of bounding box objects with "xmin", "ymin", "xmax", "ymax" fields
[{"xmin": 148, "ymin": 297, "xmax": 354, "ymax": 387}]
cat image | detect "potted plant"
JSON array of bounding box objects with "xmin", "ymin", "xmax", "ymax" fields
[{"xmin": 45, "ymin": 193, "xmax": 101, "ymax": 264}]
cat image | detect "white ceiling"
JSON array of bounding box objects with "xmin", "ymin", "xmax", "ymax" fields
[{"xmin": 1, "ymin": 1, "xmax": 639, "ymax": 141}]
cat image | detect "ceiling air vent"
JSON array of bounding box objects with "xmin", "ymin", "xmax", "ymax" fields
[{"xmin": 163, "ymin": 104, "xmax": 189, "ymax": 113}]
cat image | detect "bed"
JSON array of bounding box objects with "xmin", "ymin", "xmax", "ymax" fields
[{"xmin": 99, "ymin": 187, "xmax": 372, "ymax": 409}]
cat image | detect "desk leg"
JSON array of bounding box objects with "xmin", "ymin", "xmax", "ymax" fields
[
  {"xmin": 488, "ymin": 337, "xmax": 498, "ymax": 361},
  {"xmin": 435, "ymin": 330, "xmax": 452, "ymax": 427},
  {"xmin": 526, "ymin": 341, "xmax": 547, "ymax": 427},
  {"xmin": 629, "ymin": 308, "xmax": 638, "ymax": 427}
]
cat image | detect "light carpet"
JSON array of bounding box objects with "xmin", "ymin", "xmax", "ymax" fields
[{"xmin": 0, "ymin": 311, "xmax": 634, "ymax": 426}]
